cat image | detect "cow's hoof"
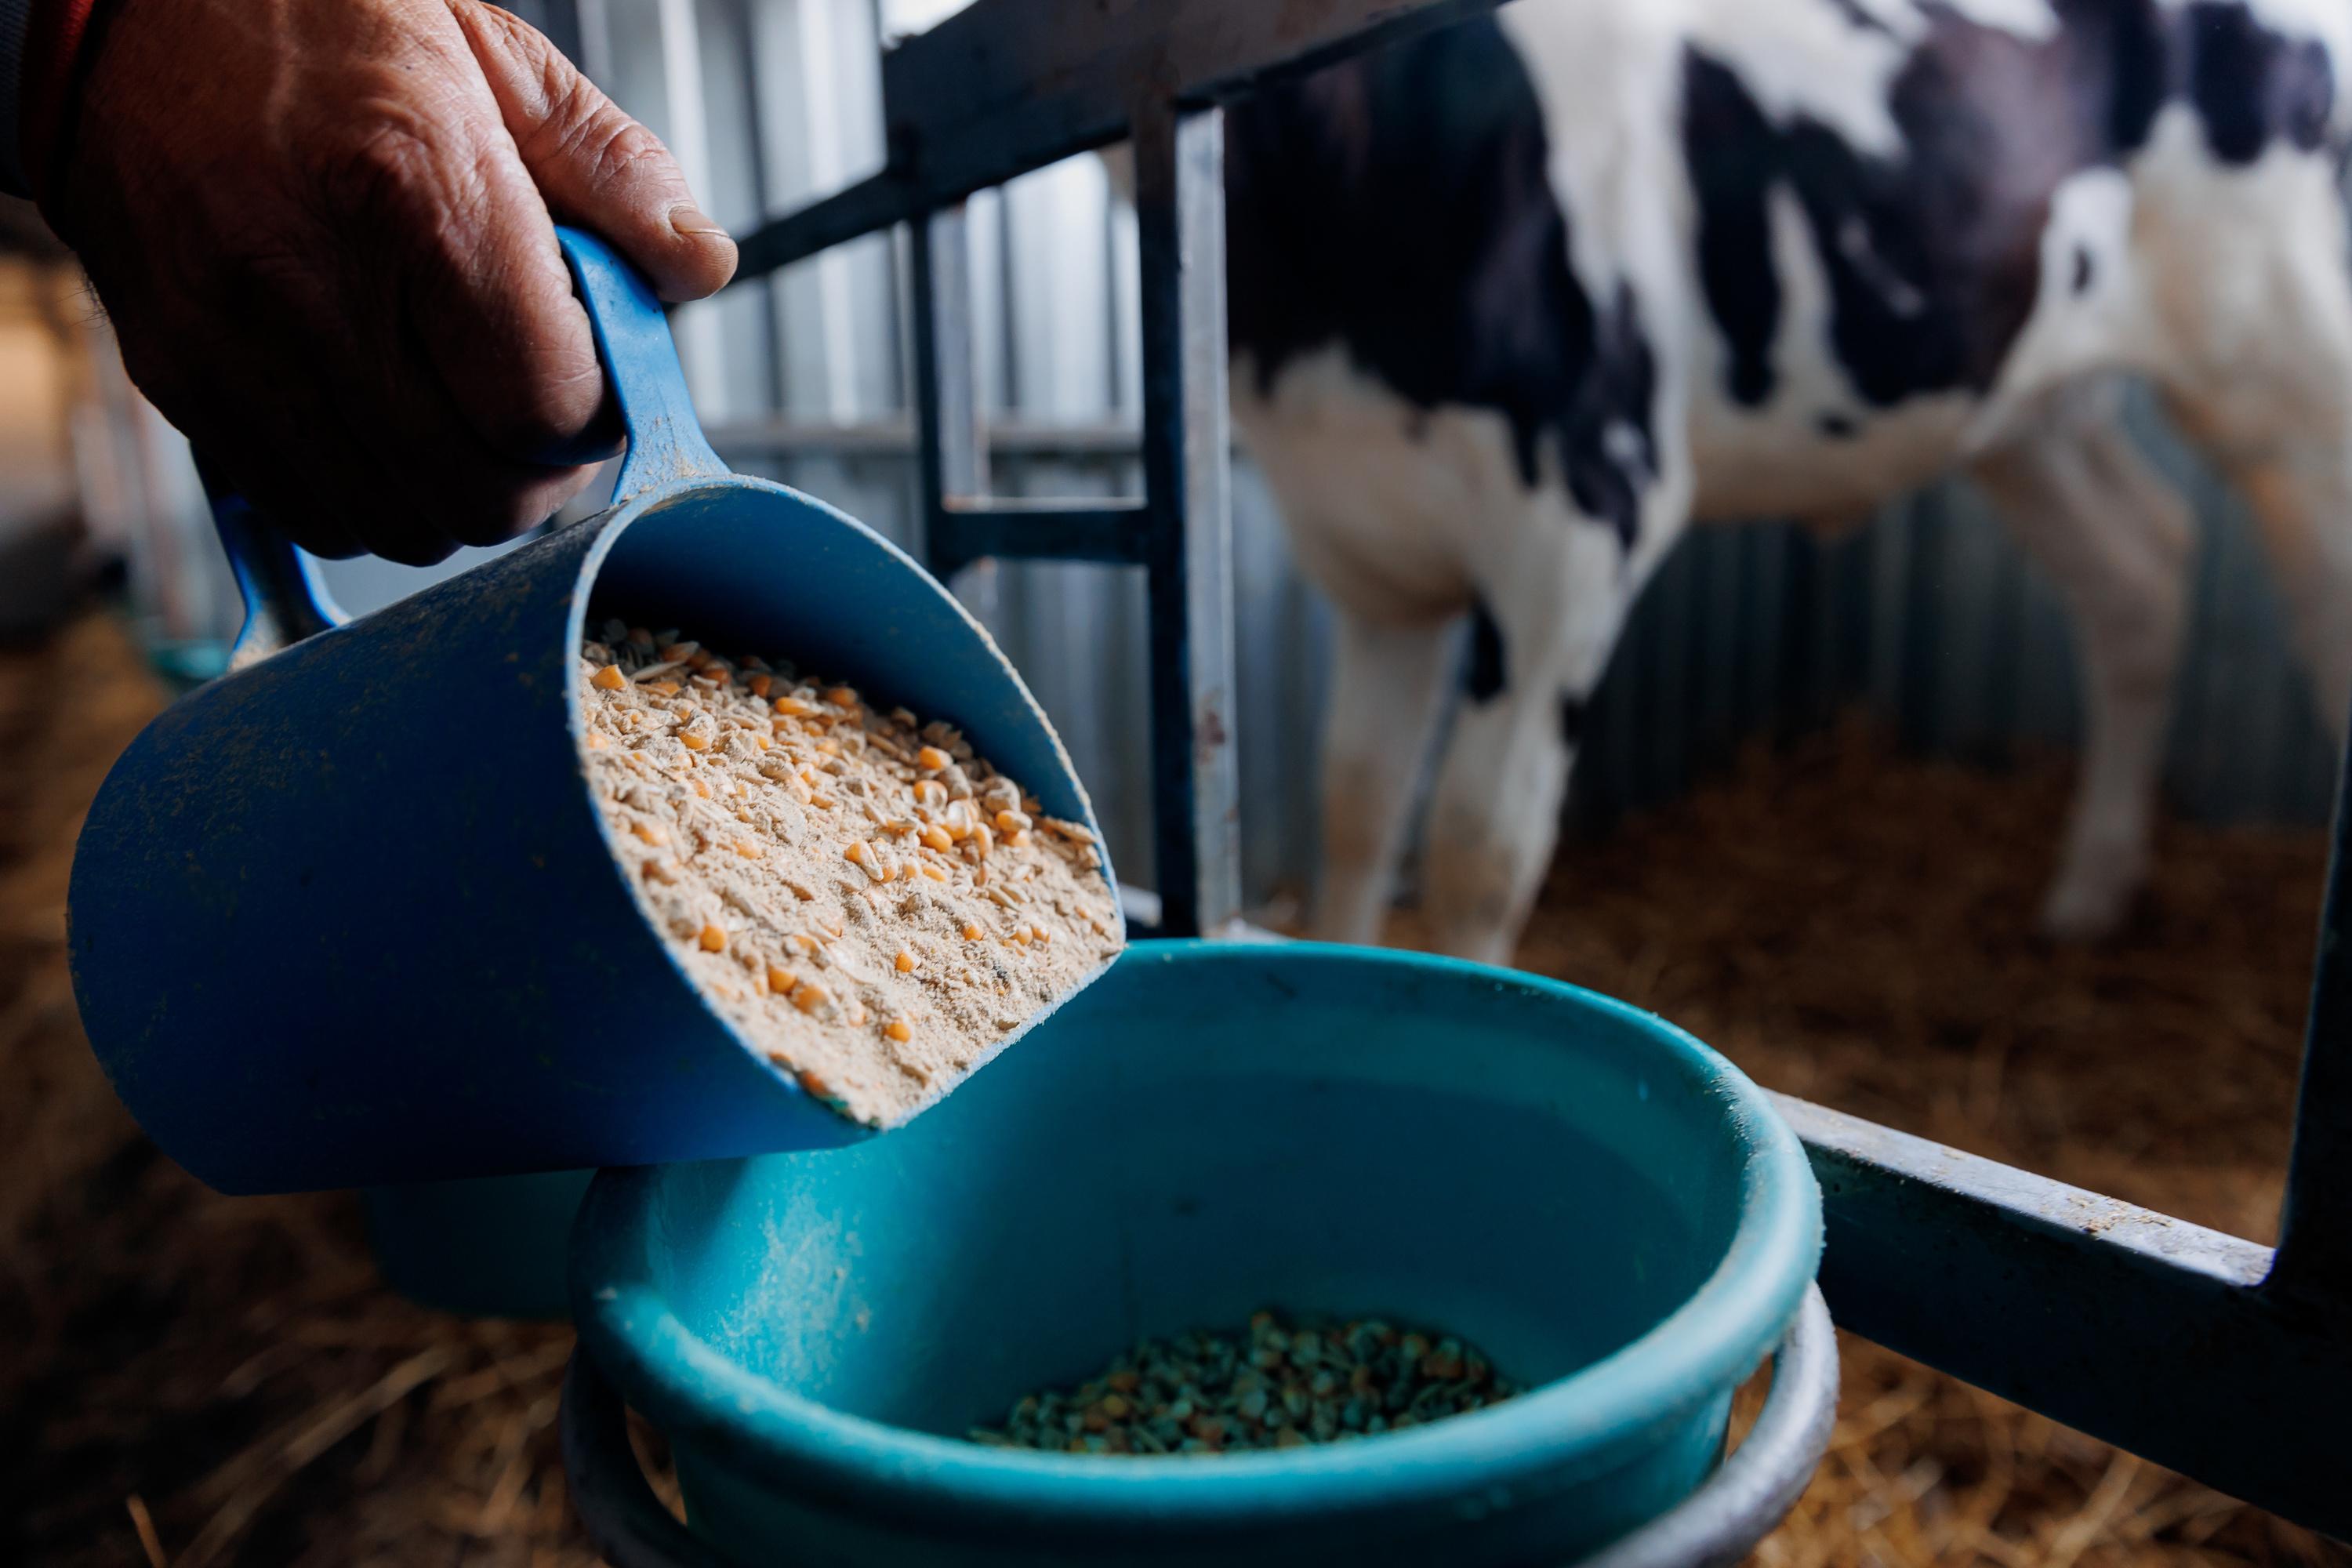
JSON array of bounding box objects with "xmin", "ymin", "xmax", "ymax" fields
[{"xmin": 2038, "ymin": 873, "xmax": 2134, "ymax": 942}]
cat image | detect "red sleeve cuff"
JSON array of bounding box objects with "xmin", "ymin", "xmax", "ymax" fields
[{"xmin": 19, "ymin": 0, "xmax": 100, "ymax": 205}]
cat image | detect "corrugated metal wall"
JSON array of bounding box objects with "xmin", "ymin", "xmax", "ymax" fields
[{"xmin": 116, "ymin": 0, "xmax": 2341, "ymax": 915}]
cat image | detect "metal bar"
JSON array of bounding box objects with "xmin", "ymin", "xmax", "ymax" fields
[
  {"xmin": 1779, "ymin": 1094, "xmax": 2352, "ymax": 1539},
  {"xmin": 736, "ymin": 170, "xmax": 922, "ymax": 278},
  {"xmin": 703, "ymin": 415, "xmax": 1145, "ymax": 459},
  {"xmin": 931, "ymin": 503, "xmax": 1150, "ymax": 572},
  {"xmin": 906, "ymin": 205, "xmax": 987, "ymax": 579},
  {"xmin": 1134, "ymin": 100, "xmax": 1240, "ymax": 939},
  {"xmin": 731, "ymin": 0, "xmax": 1512, "ymax": 282},
  {"xmin": 883, "ymin": 0, "xmax": 1509, "ymax": 201},
  {"xmin": 2274, "ymin": 720, "xmax": 2352, "ymax": 1301}
]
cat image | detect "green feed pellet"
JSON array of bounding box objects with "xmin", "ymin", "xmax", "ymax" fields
[{"xmin": 969, "ymin": 1308, "xmax": 1519, "ymax": 1456}]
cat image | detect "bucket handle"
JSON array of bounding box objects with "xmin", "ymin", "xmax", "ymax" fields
[
  {"xmin": 201, "ymin": 224, "xmax": 724, "ymax": 672},
  {"xmin": 557, "ymin": 1287, "xmax": 1840, "ymax": 1568},
  {"xmin": 1579, "ymin": 1284, "xmax": 1839, "ymax": 1568},
  {"xmin": 561, "ymin": 1352, "xmax": 735, "ymax": 1568}
]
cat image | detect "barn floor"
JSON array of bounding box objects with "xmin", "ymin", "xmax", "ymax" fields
[{"xmin": 3, "ymin": 612, "xmax": 2346, "ymax": 1566}]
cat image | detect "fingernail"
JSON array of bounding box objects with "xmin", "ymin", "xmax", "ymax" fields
[{"xmin": 670, "ymin": 205, "xmax": 729, "ymax": 238}]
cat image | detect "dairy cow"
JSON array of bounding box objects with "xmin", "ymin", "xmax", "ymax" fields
[{"xmin": 1208, "ymin": 0, "xmax": 2352, "ymax": 961}]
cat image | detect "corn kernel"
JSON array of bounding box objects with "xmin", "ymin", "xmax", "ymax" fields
[
  {"xmin": 994, "ymin": 809, "xmax": 1033, "ymax": 833},
  {"xmin": 699, "ymin": 923, "xmax": 727, "ymax": 953},
  {"xmin": 815, "ymin": 739, "xmax": 840, "ymax": 757},
  {"xmin": 767, "ymin": 965, "xmax": 797, "ymax": 996},
  {"xmin": 895, "ymin": 949, "xmax": 916, "ymax": 973},
  {"xmin": 826, "ymin": 685, "xmax": 859, "ymax": 709},
  {"xmin": 748, "ymin": 673, "xmax": 773, "ymax": 698},
  {"xmin": 916, "ymin": 746, "xmax": 953, "ymax": 772},
  {"xmin": 797, "ymin": 1067, "xmax": 830, "ymax": 1098},
  {"xmin": 627, "ymin": 627, "xmax": 655, "ymax": 649},
  {"xmin": 775, "ymin": 695, "xmax": 812, "ymax": 717},
  {"xmin": 886, "ymin": 1018, "xmax": 912, "ymax": 1043},
  {"xmin": 633, "ymin": 822, "xmax": 667, "ymax": 846},
  {"xmin": 845, "ymin": 840, "xmax": 868, "ymax": 866},
  {"xmin": 590, "ymin": 662, "xmax": 627, "ymax": 691},
  {"xmin": 919, "ymin": 863, "xmax": 949, "ymax": 883},
  {"xmin": 687, "ymin": 649, "xmax": 713, "ymax": 670},
  {"xmin": 691, "ymin": 778, "xmax": 711, "ymax": 798},
  {"xmin": 962, "ymin": 921, "xmax": 984, "ymax": 941},
  {"xmin": 586, "ymin": 733, "xmax": 608, "ymax": 750},
  {"xmin": 681, "ymin": 731, "xmax": 711, "ymax": 752},
  {"xmin": 792, "ymin": 981, "xmax": 831, "ymax": 1014},
  {"xmin": 649, "ymin": 681, "xmax": 681, "ymax": 696},
  {"xmin": 920, "ymin": 825, "xmax": 954, "ymax": 854},
  {"xmin": 735, "ymin": 840, "xmax": 762, "ymax": 859},
  {"xmin": 1031, "ymin": 924, "xmax": 1051, "ymax": 944}
]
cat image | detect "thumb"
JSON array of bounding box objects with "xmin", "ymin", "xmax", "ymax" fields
[{"xmin": 452, "ymin": 3, "xmax": 737, "ymax": 302}]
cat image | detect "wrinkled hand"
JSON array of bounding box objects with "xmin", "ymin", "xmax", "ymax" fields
[{"xmin": 54, "ymin": 0, "xmax": 735, "ymax": 564}]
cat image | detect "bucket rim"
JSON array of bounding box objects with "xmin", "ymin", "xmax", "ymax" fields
[{"xmin": 570, "ymin": 939, "xmax": 1823, "ymax": 1532}]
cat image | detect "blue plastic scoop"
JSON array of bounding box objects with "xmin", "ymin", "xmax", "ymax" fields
[{"xmin": 67, "ymin": 228, "xmax": 1119, "ymax": 1195}]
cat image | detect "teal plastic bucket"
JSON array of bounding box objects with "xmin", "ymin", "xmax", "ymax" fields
[{"xmin": 568, "ymin": 942, "xmax": 1824, "ymax": 1565}]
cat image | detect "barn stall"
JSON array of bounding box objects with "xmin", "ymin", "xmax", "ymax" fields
[{"xmin": 4, "ymin": 0, "xmax": 2348, "ymax": 1563}]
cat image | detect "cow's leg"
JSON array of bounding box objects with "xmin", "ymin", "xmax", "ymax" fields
[
  {"xmin": 1311, "ymin": 610, "xmax": 1455, "ymax": 944},
  {"xmin": 1969, "ymin": 389, "xmax": 2193, "ymax": 939},
  {"xmin": 1421, "ymin": 521, "xmax": 1643, "ymax": 965},
  {"xmin": 2141, "ymin": 136, "xmax": 2352, "ymax": 770},
  {"xmin": 2210, "ymin": 447, "xmax": 2352, "ymax": 742}
]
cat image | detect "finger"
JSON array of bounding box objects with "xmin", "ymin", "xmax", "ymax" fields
[
  {"xmin": 454, "ymin": 2, "xmax": 737, "ymax": 303},
  {"xmin": 321, "ymin": 92, "xmax": 613, "ymax": 470},
  {"xmin": 107, "ymin": 316, "xmax": 372, "ymax": 559},
  {"xmin": 207, "ymin": 216, "xmax": 589, "ymax": 561},
  {"xmin": 233, "ymin": 371, "xmax": 461, "ymax": 566},
  {"xmin": 270, "ymin": 311, "xmax": 590, "ymax": 564}
]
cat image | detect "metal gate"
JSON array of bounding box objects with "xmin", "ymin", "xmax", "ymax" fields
[{"xmin": 713, "ymin": 0, "xmax": 2352, "ymax": 1537}]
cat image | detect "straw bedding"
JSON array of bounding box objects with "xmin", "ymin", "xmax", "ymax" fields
[{"xmin": 2, "ymin": 613, "xmax": 2343, "ymax": 1565}]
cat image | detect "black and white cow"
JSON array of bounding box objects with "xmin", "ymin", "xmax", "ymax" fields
[{"xmin": 1207, "ymin": 0, "xmax": 2352, "ymax": 963}]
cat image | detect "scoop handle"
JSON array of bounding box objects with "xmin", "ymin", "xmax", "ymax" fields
[
  {"xmin": 196, "ymin": 450, "xmax": 349, "ymax": 673},
  {"xmin": 201, "ymin": 226, "xmax": 721, "ymax": 670},
  {"xmin": 553, "ymin": 225, "xmax": 727, "ymax": 505}
]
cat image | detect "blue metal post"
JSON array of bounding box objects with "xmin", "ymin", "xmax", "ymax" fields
[
  {"xmin": 1134, "ymin": 100, "xmax": 1240, "ymax": 938},
  {"xmin": 2273, "ymin": 717, "xmax": 2352, "ymax": 1301}
]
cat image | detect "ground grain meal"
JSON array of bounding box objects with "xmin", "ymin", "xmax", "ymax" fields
[{"xmin": 578, "ymin": 619, "xmax": 1123, "ymax": 1127}]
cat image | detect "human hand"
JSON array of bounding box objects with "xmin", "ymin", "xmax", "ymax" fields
[{"xmin": 50, "ymin": 0, "xmax": 735, "ymax": 564}]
